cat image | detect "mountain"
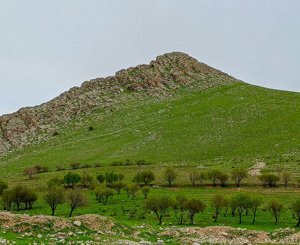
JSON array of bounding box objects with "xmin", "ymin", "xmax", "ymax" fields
[
  {"xmin": 0, "ymin": 52, "xmax": 299, "ymax": 176},
  {"xmin": 0, "ymin": 52, "xmax": 234, "ymax": 155}
]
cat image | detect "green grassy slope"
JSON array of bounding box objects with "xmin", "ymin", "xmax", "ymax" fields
[{"xmin": 0, "ymin": 82, "xmax": 299, "ymax": 180}]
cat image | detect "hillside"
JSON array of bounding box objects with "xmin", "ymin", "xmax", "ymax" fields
[{"xmin": 0, "ymin": 52, "xmax": 299, "ymax": 179}]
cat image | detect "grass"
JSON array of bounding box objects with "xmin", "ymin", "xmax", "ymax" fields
[{"xmin": 0, "ymin": 81, "xmax": 299, "ymax": 242}]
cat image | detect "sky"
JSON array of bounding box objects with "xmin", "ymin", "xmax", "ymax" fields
[{"xmin": 0, "ymin": 0, "xmax": 300, "ymax": 115}]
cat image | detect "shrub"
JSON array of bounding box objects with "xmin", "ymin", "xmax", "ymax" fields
[
  {"xmin": 163, "ymin": 167, "xmax": 177, "ymax": 187},
  {"xmin": 94, "ymin": 163, "xmax": 101, "ymax": 168},
  {"xmin": 189, "ymin": 171, "xmax": 206, "ymax": 187},
  {"xmin": 44, "ymin": 187, "xmax": 65, "ymax": 216},
  {"xmin": 67, "ymin": 189, "xmax": 88, "ymax": 217},
  {"xmin": 56, "ymin": 166, "xmax": 66, "ymax": 171},
  {"xmin": 231, "ymin": 168, "xmax": 247, "ymax": 187},
  {"xmin": 267, "ymin": 200, "xmax": 283, "ymax": 225},
  {"xmin": 128, "ymin": 185, "xmax": 140, "ymax": 200},
  {"xmin": 145, "ymin": 196, "xmax": 174, "ymax": 225},
  {"xmin": 1, "ymin": 190, "xmax": 14, "ymax": 210},
  {"xmin": 184, "ymin": 199, "xmax": 205, "ymax": 225},
  {"xmin": 0, "ymin": 181, "xmax": 8, "ymax": 195},
  {"xmin": 218, "ymin": 173, "xmax": 229, "ymax": 187},
  {"xmin": 64, "ymin": 172, "xmax": 81, "ymax": 189},
  {"xmin": 250, "ymin": 196, "xmax": 262, "ymax": 224},
  {"xmin": 258, "ymin": 173, "xmax": 280, "ymax": 187},
  {"xmin": 133, "ymin": 170, "xmax": 155, "ymax": 186},
  {"xmin": 96, "ymin": 174, "xmax": 105, "ymax": 184},
  {"xmin": 80, "ymin": 172, "xmax": 93, "ymax": 188},
  {"xmin": 88, "ymin": 126, "xmax": 94, "ymax": 131}
]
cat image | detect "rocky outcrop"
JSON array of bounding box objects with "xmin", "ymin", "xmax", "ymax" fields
[{"xmin": 0, "ymin": 52, "xmax": 236, "ymax": 155}]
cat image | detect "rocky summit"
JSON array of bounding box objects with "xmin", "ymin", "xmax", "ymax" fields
[{"xmin": 0, "ymin": 52, "xmax": 236, "ymax": 156}]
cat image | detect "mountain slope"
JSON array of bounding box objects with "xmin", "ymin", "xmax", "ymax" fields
[
  {"xmin": 0, "ymin": 52, "xmax": 234, "ymax": 156},
  {"xmin": 0, "ymin": 52, "xmax": 299, "ymax": 179}
]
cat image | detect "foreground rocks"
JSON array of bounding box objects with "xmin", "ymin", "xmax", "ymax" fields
[{"xmin": 0, "ymin": 212, "xmax": 300, "ymax": 244}]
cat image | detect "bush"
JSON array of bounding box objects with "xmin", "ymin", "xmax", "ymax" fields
[
  {"xmin": 189, "ymin": 171, "xmax": 206, "ymax": 187},
  {"xmin": 112, "ymin": 181, "xmax": 126, "ymax": 194},
  {"xmin": 64, "ymin": 172, "xmax": 81, "ymax": 189},
  {"xmin": 258, "ymin": 173, "xmax": 280, "ymax": 187},
  {"xmin": 56, "ymin": 166, "xmax": 66, "ymax": 171},
  {"xmin": 173, "ymin": 195, "xmax": 188, "ymax": 225},
  {"xmin": 88, "ymin": 126, "xmax": 94, "ymax": 131},
  {"xmin": 163, "ymin": 167, "xmax": 177, "ymax": 187},
  {"xmin": 128, "ymin": 185, "xmax": 140, "ymax": 200},
  {"xmin": 133, "ymin": 170, "xmax": 155, "ymax": 186},
  {"xmin": 47, "ymin": 178, "xmax": 63, "ymax": 188},
  {"xmin": 282, "ymin": 172, "xmax": 292, "ymax": 187},
  {"xmin": 105, "ymin": 172, "xmax": 119, "ymax": 186},
  {"xmin": 207, "ymin": 169, "xmax": 222, "ymax": 186}
]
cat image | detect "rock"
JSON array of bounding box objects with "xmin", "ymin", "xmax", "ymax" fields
[
  {"xmin": 37, "ymin": 234, "xmax": 43, "ymax": 239},
  {"xmin": 73, "ymin": 220, "xmax": 82, "ymax": 227}
]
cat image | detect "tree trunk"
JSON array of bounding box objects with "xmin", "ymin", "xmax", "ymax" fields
[
  {"xmin": 297, "ymin": 217, "xmax": 300, "ymax": 227},
  {"xmin": 69, "ymin": 208, "xmax": 75, "ymax": 217},
  {"xmin": 252, "ymin": 211, "xmax": 256, "ymax": 225}
]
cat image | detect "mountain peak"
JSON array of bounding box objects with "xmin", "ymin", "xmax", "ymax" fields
[{"xmin": 0, "ymin": 52, "xmax": 237, "ymax": 155}]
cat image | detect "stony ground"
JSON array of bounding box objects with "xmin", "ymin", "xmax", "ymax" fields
[{"xmin": 0, "ymin": 212, "xmax": 300, "ymax": 244}]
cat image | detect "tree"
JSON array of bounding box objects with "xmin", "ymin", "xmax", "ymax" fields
[
  {"xmin": 112, "ymin": 181, "xmax": 125, "ymax": 194},
  {"xmin": 145, "ymin": 196, "xmax": 174, "ymax": 225},
  {"xmin": 64, "ymin": 172, "xmax": 81, "ymax": 189},
  {"xmin": 207, "ymin": 169, "xmax": 222, "ymax": 187},
  {"xmin": 258, "ymin": 173, "xmax": 280, "ymax": 187},
  {"xmin": 0, "ymin": 181, "xmax": 8, "ymax": 195},
  {"xmin": 128, "ymin": 185, "xmax": 140, "ymax": 200},
  {"xmin": 282, "ymin": 172, "xmax": 291, "ymax": 188},
  {"xmin": 23, "ymin": 190, "xmax": 38, "ymax": 209},
  {"xmin": 44, "ymin": 187, "xmax": 65, "ymax": 215},
  {"xmin": 188, "ymin": 171, "xmax": 206, "ymax": 187},
  {"xmin": 142, "ymin": 186, "xmax": 151, "ymax": 199},
  {"xmin": 96, "ymin": 174, "xmax": 105, "ymax": 184},
  {"xmin": 268, "ymin": 200, "xmax": 283, "ymax": 225},
  {"xmin": 81, "ymin": 172, "xmax": 93, "ymax": 188},
  {"xmin": 1, "ymin": 190, "xmax": 14, "ymax": 210},
  {"xmin": 231, "ymin": 168, "xmax": 247, "ymax": 187},
  {"xmin": 250, "ymin": 197, "xmax": 262, "ymax": 225},
  {"xmin": 94, "ymin": 187, "xmax": 115, "ymax": 205},
  {"xmin": 212, "ymin": 194, "xmax": 228, "ymax": 222},
  {"xmin": 23, "ymin": 167, "xmax": 38, "ymax": 179},
  {"xmin": 219, "ymin": 173, "xmax": 229, "ymax": 187},
  {"xmin": 164, "ymin": 167, "xmax": 177, "ymax": 187},
  {"xmin": 133, "ymin": 170, "xmax": 155, "ymax": 186},
  {"xmin": 292, "ymin": 200, "xmax": 300, "ymax": 227},
  {"xmin": 189, "ymin": 171, "xmax": 200, "ymax": 187},
  {"xmin": 184, "ymin": 199, "xmax": 205, "ymax": 225},
  {"xmin": 67, "ymin": 189, "xmax": 88, "ymax": 217},
  {"xmin": 105, "ymin": 172, "xmax": 119, "ymax": 186},
  {"xmin": 173, "ymin": 195, "xmax": 188, "ymax": 225},
  {"xmin": 231, "ymin": 194, "xmax": 252, "ymax": 224}
]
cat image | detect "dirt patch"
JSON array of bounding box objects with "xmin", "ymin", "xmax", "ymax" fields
[{"xmin": 248, "ymin": 162, "xmax": 266, "ymax": 177}]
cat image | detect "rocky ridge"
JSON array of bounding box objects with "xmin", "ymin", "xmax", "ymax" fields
[{"xmin": 0, "ymin": 52, "xmax": 236, "ymax": 156}]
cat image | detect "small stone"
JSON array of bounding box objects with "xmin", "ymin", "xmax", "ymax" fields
[
  {"xmin": 74, "ymin": 220, "xmax": 82, "ymax": 227},
  {"xmin": 37, "ymin": 234, "xmax": 43, "ymax": 239}
]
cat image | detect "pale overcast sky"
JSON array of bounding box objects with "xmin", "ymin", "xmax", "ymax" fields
[{"xmin": 0, "ymin": 0, "xmax": 300, "ymax": 115}]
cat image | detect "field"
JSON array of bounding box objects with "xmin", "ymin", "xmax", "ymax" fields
[{"xmin": 0, "ymin": 81, "xmax": 299, "ymax": 244}]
